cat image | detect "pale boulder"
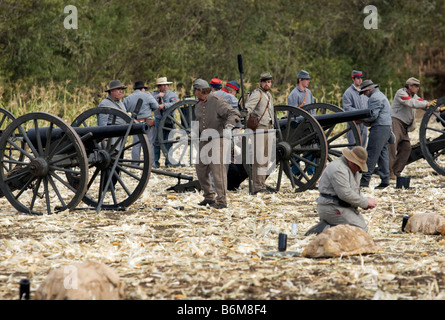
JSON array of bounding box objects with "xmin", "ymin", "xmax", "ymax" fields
[
  {"xmin": 404, "ymin": 213, "xmax": 445, "ymax": 235},
  {"xmin": 302, "ymin": 224, "xmax": 381, "ymax": 258},
  {"xmin": 35, "ymin": 261, "xmax": 124, "ymax": 300}
]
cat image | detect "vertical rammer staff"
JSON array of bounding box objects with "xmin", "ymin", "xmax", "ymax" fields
[{"xmin": 237, "ymin": 54, "xmax": 253, "ymax": 194}]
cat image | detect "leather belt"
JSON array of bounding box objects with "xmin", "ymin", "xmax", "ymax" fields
[{"xmin": 320, "ymin": 193, "xmax": 351, "ymax": 208}]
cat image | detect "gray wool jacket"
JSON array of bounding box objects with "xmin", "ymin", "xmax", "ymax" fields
[{"xmin": 317, "ymin": 156, "xmax": 369, "ymax": 209}]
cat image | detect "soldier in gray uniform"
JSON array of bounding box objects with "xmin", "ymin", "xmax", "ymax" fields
[
  {"xmin": 98, "ymin": 80, "xmax": 127, "ymax": 126},
  {"xmin": 245, "ymin": 72, "xmax": 275, "ymax": 194},
  {"xmin": 358, "ymin": 80, "xmax": 392, "ymax": 189},
  {"xmin": 193, "ymin": 79, "xmax": 241, "ymax": 209},
  {"xmin": 305, "ymin": 146, "xmax": 377, "ymax": 235},
  {"xmin": 123, "ymin": 81, "xmax": 159, "ymax": 162},
  {"xmin": 288, "ymin": 70, "xmax": 315, "ymax": 175},
  {"xmin": 214, "ymin": 80, "xmax": 239, "ymax": 110},
  {"xmin": 342, "ymin": 70, "xmax": 369, "ymax": 148},
  {"xmin": 152, "ymin": 77, "xmax": 179, "ymax": 168},
  {"xmin": 97, "ymin": 80, "xmax": 128, "ymax": 187},
  {"xmin": 287, "ymin": 70, "xmax": 314, "ymax": 108}
]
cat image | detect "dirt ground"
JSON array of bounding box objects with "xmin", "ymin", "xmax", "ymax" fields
[{"xmin": 0, "ymin": 151, "xmax": 444, "ymax": 301}]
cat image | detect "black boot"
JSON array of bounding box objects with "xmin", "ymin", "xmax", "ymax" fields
[{"xmin": 304, "ymin": 220, "xmax": 331, "ymax": 236}]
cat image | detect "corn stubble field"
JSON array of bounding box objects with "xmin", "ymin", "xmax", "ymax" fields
[
  {"xmin": 0, "ymin": 93, "xmax": 444, "ymax": 301},
  {"xmin": 0, "ymin": 148, "xmax": 444, "ymax": 301}
]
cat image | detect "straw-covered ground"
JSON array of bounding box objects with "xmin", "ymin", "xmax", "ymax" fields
[{"xmin": 0, "ymin": 154, "xmax": 444, "ymax": 300}]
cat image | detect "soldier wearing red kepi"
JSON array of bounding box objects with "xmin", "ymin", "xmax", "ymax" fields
[{"xmin": 389, "ymin": 77, "xmax": 437, "ymax": 178}]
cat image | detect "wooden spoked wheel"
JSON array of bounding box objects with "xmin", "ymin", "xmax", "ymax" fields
[
  {"xmin": 243, "ymin": 105, "xmax": 328, "ymax": 193},
  {"xmin": 158, "ymin": 99, "xmax": 198, "ymax": 166},
  {"xmin": 0, "ymin": 112, "xmax": 88, "ymax": 215},
  {"xmin": 71, "ymin": 107, "xmax": 152, "ymax": 210},
  {"xmin": 301, "ymin": 103, "xmax": 362, "ymax": 161},
  {"xmin": 419, "ymin": 102, "xmax": 445, "ymax": 175}
]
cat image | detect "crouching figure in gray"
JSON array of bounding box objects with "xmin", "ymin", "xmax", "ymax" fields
[{"xmin": 305, "ymin": 146, "xmax": 377, "ymax": 235}]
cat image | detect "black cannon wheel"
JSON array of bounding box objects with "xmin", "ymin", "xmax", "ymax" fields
[
  {"xmin": 301, "ymin": 103, "xmax": 362, "ymax": 161},
  {"xmin": 0, "ymin": 112, "xmax": 88, "ymax": 215},
  {"xmin": 158, "ymin": 99, "xmax": 198, "ymax": 166},
  {"xmin": 71, "ymin": 107, "xmax": 152, "ymax": 210},
  {"xmin": 0, "ymin": 107, "xmax": 16, "ymax": 130},
  {"xmin": 419, "ymin": 103, "xmax": 445, "ymax": 175},
  {"xmin": 0, "ymin": 107, "xmax": 19, "ymax": 172},
  {"xmin": 243, "ymin": 105, "xmax": 328, "ymax": 193}
]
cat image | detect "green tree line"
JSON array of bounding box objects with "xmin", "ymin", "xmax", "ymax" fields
[{"xmin": 0, "ymin": 0, "xmax": 444, "ymax": 108}]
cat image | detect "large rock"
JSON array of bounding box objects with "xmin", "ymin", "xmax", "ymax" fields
[
  {"xmin": 35, "ymin": 261, "xmax": 124, "ymax": 300},
  {"xmin": 302, "ymin": 224, "xmax": 381, "ymax": 258},
  {"xmin": 404, "ymin": 213, "xmax": 445, "ymax": 235}
]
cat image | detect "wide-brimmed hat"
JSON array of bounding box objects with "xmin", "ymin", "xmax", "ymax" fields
[
  {"xmin": 192, "ymin": 78, "xmax": 210, "ymax": 90},
  {"xmin": 359, "ymin": 79, "xmax": 379, "ymax": 95},
  {"xmin": 226, "ymin": 80, "xmax": 240, "ymax": 91},
  {"xmin": 297, "ymin": 70, "xmax": 311, "ymax": 79},
  {"xmin": 156, "ymin": 77, "xmax": 173, "ymax": 85},
  {"xmin": 133, "ymin": 80, "xmax": 148, "ymax": 90},
  {"xmin": 342, "ymin": 146, "xmax": 368, "ymax": 172},
  {"xmin": 260, "ymin": 72, "xmax": 273, "ymax": 81},
  {"xmin": 105, "ymin": 80, "xmax": 127, "ymax": 92}
]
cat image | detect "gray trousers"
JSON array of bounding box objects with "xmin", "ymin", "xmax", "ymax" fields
[
  {"xmin": 360, "ymin": 125, "xmax": 391, "ymax": 185},
  {"xmin": 132, "ymin": 126, "xmax": 156, "ymax": 162},
  {"xmin": 318, "ymin": 204, "xmax": 368, "ymax": 231},
  {"xmin": 195, "ymin": 139, "xmax": 229, "ymax": 205},
  {"xmin": 252, "ymin": 123, "xmax": 273, "ymax": 193},
  {"xmin": 347, "ymin": 122, "xmax": 368, "ymax": 148}
]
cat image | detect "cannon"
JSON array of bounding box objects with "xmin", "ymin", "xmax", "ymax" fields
[
  {"xmin": 156, "ymin": 99, "xmax": 371, "ymax": 193},
  {"xmin": 0, "ymin": 102, "xmax": 153, "ymax": 215}
]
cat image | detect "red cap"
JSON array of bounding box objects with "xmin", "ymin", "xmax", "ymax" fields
[{"xmin": 210, "ymin": 78, "xmax": 221, "ymax": 85}]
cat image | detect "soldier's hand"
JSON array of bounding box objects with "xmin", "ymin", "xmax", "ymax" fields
[
  {"xmin": 367, "ymin": 198, "xmax": 377, "ymax": 210},
  {"xmin": 427, "ymin": 99, "xmax": 437, "ymax": 108}
]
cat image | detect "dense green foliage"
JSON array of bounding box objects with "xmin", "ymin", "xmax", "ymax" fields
[{"xmin": 1, "ymin": 0, "xmax": 444, "ymax": 111}]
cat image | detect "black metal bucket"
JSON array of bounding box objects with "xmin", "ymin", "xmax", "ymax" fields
[{"xmin": 396, "ymin": 176, "xmax": 411, "ymax": 189}]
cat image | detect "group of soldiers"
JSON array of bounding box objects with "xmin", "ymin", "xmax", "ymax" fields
[
  {"xmin": 98, "ymin": 70, "xmax": 438, "ymax": 233},
  {"xmin": 306, "ymin": 71, "xmax": 438, "ymax": 234},
  {"xmin": 98, "ymin": 77, "xmax": 179, "ymax": 169}
]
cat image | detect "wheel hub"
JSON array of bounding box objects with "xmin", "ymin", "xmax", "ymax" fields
[
  {"xmin": 276, "ymin": 141, "xmax": 292, "ymax": 161},
  {"xmin": 29, "ymin": 158, "xmax": 49, "ymax": 177}
]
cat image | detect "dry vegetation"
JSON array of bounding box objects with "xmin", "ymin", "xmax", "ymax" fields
[{"xmin": 0, "ymin": 140, "xmax": 444, "ymax": 301}]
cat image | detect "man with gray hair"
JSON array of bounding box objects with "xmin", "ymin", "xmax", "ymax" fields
[
  {"xmin": 389, "ymin": 77, "xmax": 437, "ymax": 178},
  {"xmin": 193, "ymin": 79, "xmax": 241, "ymax": 209}
]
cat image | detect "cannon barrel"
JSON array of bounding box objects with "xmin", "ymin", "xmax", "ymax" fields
[
  {"xmin": 314, "ymin": 109, "xmax": 373, "ymax": 126},
  {"xmin": 278, "ymin": 108, "xmax": 373, "ymax": 128},
  {"xmin": 26, "ymin": 122, "xmax": 149, "ymax": 145}
]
